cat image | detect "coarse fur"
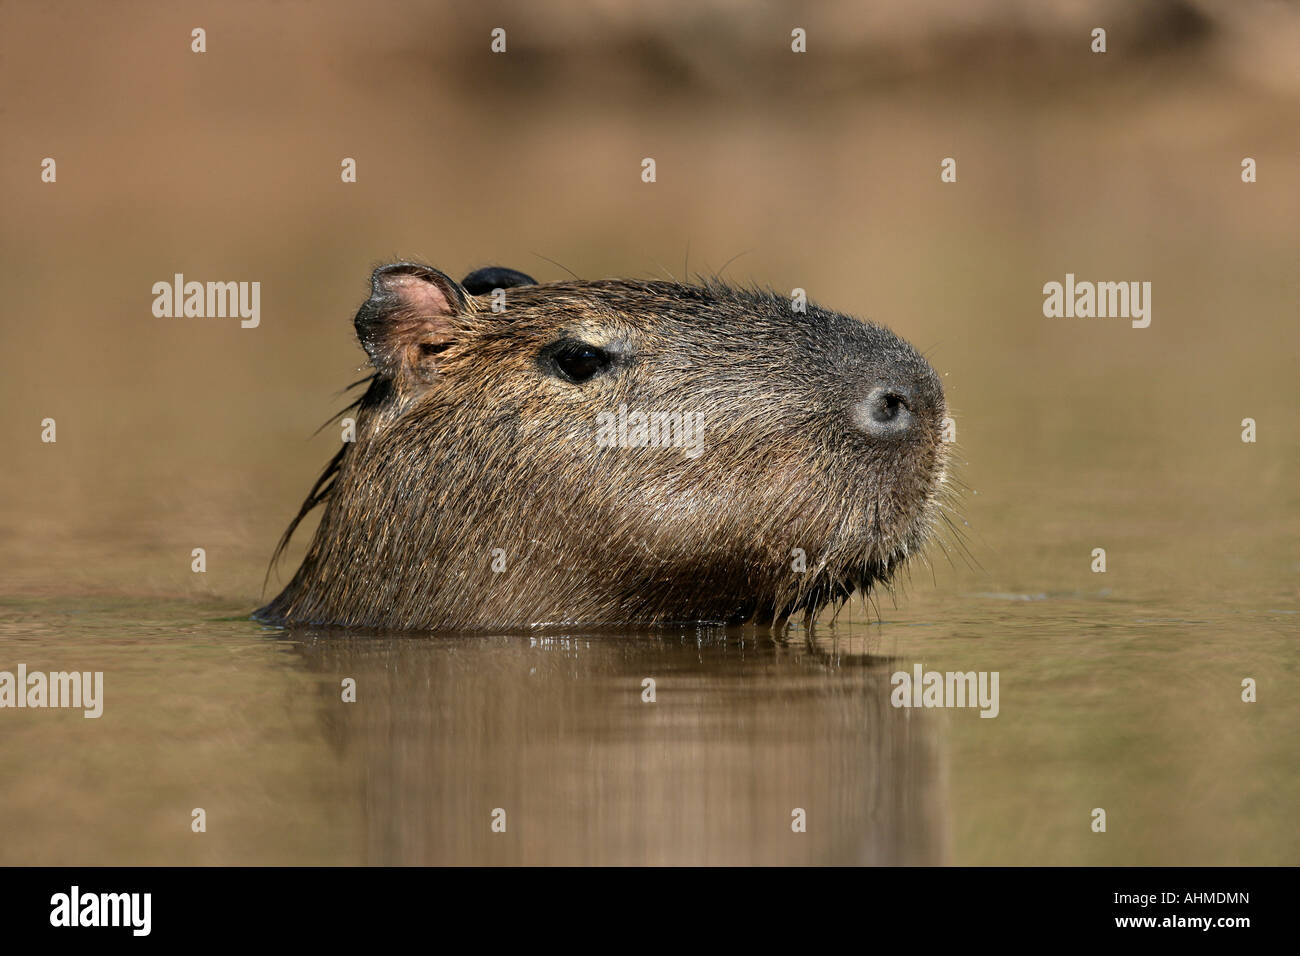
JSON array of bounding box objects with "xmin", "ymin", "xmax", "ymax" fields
[{"xmin": 256, "ymin": 262, "xmax": 950, "ymax": 631}]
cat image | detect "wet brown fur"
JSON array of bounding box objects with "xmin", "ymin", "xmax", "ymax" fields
[{"xmin": 257, "ymin": 265, "xmax": 949, "ymax": 631}]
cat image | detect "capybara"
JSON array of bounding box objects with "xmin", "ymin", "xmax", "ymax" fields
[{"xmin": 255, "ymin": 262, "xmax": 949, "ymax": 631}]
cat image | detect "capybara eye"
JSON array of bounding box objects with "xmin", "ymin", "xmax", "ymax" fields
[{"xmin": 548, "ymin": 340, "xmax": 611, "ymax": 383}]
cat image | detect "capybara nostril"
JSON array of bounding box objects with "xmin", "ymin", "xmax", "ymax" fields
[{"xmin": 852, "ymin": 386, "xmax": 916, "ymax": 437}]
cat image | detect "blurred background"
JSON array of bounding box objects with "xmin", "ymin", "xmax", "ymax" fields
[{"xmin": 1, "ymin": 0, "xmax": 1297, "ymax": 865}]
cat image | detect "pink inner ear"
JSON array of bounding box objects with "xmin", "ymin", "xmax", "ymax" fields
[{"xmin": 389, "ymin": 273, "xmax": 452, "ymax": 316}]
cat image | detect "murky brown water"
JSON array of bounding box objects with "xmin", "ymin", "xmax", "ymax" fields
[
  {"xmin": 2, "ymin": 579, "xmax": 1295, "ymax": 865},
  {"xmin": 1, "ymin": 4, "xmax": 1297, "ymax": 865}
]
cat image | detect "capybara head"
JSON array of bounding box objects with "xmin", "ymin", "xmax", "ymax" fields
[{"xmin": 256, "ymin": 261, "xmax": 950, "ymax": 631}]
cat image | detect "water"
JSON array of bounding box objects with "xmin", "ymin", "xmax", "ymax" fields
[{"xmin": 1, "ymin": 573, "xmax": 1294, "ymax": 864}]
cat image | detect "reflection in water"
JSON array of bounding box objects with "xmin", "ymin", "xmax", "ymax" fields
[{"xmin": 283, "ymin": 626, "xmax": 946, "ymax": 865}]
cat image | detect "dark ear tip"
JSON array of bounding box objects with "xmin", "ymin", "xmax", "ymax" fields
[{"xmin": 461, "ymin": 266, "xmax": 537, "ymax": 296}]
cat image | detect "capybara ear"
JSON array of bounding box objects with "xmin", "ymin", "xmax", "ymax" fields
[
  {"xmin": 354, "ymin": 262, "xmax": 469, "ymax": 381},
  {"xmin": 461, "ymin": 266, "xmax": 537, "ymax": 296}
]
